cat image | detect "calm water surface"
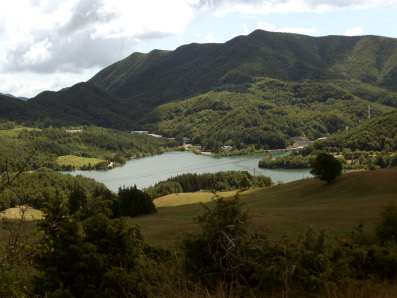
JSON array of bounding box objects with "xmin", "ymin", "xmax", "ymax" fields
[{"xmin": 63, "ymin": 151, "xmax": 312, "ymax": 192}]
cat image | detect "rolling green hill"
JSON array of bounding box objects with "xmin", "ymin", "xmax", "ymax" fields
[{"xmin": 128, "ymin": 168, "xmax": 397, "ymax": 245}]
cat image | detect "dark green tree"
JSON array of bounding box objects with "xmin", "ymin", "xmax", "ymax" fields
[
  {"xmin": 33, "ymin": 201, "xmax": 170, "ymax": 297},
  {"xmin": 310, "ymin": 152, "xmax": 342, "ymax": 183},
  {"xmin": 375, "ymin": 203, "xmax": 397, "ymax": 244},
  {"xmin": 118, "ymin": 185, "xmax": 156, "ymax": 217},
  {"xmin": 179, "ymin": 193, "xmax": 251, "ymax": 285},
  {"xmin": 238, "ymin": 174, "xmax": 251, "ymax": 190}
]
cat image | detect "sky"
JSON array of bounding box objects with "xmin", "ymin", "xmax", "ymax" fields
[{"xmin": 1, "ymin": 0, "xmax": 397, "ymax": 98}]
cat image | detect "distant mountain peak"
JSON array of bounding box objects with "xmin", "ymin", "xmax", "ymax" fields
[{"xmin": 0, "ymin": 92, "xmax": 29, "ymax": 101}]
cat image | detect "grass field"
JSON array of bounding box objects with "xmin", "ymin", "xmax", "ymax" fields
[
  {"xmin": 1, "ymin": 205, "xmax": 43, "ymax": 220},
  {"xmin": 129, "ymin": 168, "xmax": 397, "ymax": 245},
  {"xmin": 56, "ymin": 155, "xmax": 105, "ymax": 168},
  {"xmin": 153, "ymin": 190, "xmax": 238, "ymax": 207}
]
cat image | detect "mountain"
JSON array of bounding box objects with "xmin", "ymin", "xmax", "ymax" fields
[
  {"xmin": 0, "ymin": 83, "xmax": 131, "ymax": 128},
  {"xmin": 0, "ymin": 92, "xmax": 29, "ymax": 101},
  {"xmin": 1, "ymin": 30, "xmax": 396, "ymax": 149},
  {"xmin": 89, "ymin": 30, "xmax": 397, "ymax": 106}
]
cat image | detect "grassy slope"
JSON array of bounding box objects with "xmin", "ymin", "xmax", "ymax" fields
[{"xmin": 129, "ymin": 168, "xmax": 397, "ymax": 245}]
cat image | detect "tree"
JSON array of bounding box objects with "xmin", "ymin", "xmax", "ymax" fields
[
  {"xmin": 375, "ymin": 203, "xmax": 397, "ymax": 244},
  {"xmin": 310, "ymin": 152, "xmax": 342, "ymax": 183},
  {"xmin": 238, "ymin": 174, "xmax": 251, "ymax": 190},
  {"xmin": 33, "ymin": 201, "xmax": 170, "ymax": 297},
  {"xmin": 179, "ymin": 192, "xmax": 250, "ymax": 284},
  {"xmin": 117, "ymin": 186, "xmax": 156, "ymax": 217}
]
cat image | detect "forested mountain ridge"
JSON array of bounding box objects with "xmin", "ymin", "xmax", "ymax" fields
[
  {"xmin": 0, "ymin": 83, "xmax": 132, "ymax": 128},
  {"xmin": 89, "ymin": 30, "xmax": 397, "ymax": 105}
]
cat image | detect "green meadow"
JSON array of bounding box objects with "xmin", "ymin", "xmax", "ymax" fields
[
  {"xmin": 129, "ymin": 168, "xmax": 397, "ymax": 245},
  {"xmin": 56, "ymin": 155, "xmax": 105, "ymax": 168}
]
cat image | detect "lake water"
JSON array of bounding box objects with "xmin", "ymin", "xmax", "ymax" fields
[{"xmin": 62, "ymin": 151, "xmax": 312, "ymax": 192}]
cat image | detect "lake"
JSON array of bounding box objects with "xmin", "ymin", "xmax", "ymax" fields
[{"xmin": 62, "ymin": 151, "xmax": 312, "ymax": 192}]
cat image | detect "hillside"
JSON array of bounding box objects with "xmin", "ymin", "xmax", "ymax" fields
[
  {"xmin": 309, "ymin": 111, "xmax": 397, "ymax": 151},
  {"xmin": 0, "ymin": 83, "xmax": 134, "ymax": 128},
  {"xmin": 142, "ymin": 78, "xmax": 394, "ymax": 151},
  {"xmin": 129, "ymin": 168, "xmax": 397, "ymax": 245}
]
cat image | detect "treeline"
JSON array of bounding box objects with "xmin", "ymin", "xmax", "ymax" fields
[
  {"xmin": 259, "ymin": 150, "xmax": 397, "ymax": 170},
  {"xmin": 3, "ymin": 192, "xmax": 396, "ymax": 297},
  {"xmin": 0, "ymin": 123, "xmax": 178, "ymax": 171},
  {"xmin": 259, "ymin": 151, "xmax": 314, "ymax": 169},
  {"xmin": 145, "ymin": 171, "xmax": 273, "ymax": 199},
  {"xmin": 0, "ymin": 168, "xmax": 155, "ymax": 219}
]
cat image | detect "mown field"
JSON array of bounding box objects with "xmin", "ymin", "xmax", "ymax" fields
[
  {"xmin": 129, "ymin": 168, "xmax": 397, "ymax": 245},
  {"xmin": 56, "ymin": 155, "xmax": 106, "ymax": 168}
]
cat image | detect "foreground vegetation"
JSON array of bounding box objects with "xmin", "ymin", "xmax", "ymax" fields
[
  {"xmin": 131, "ymin": 168, "xmax": 397, "ymax": 245},
  {"xmin": 1, "ymin": 168, "xmax": 396, "ymax": 296}
]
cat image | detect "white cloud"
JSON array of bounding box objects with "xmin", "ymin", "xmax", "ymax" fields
[
  {"xmin": 241, "ymin": 24, "xmax": 251, "ymax": 35},
  {"xmin": 277, "ymin": 27, "xmax": 317, "ymax": 35},
  {"xmin": 0, "ymin": 0, "xmax": 198, "ymax": 74},
  {"xmin": 344, "ymin": 26, "xmax": 363, "ymax": 36},
  {"xmin": 20, "ymin": 39, "xmax": 53, "ymax": 66},
  {"xmin": 198, "ymin": 0, "xmax": 397, "ymax": 15},
  {"xmin": 257, "ymin": 22, "xmax": 316, "ymax": 36},
  {"xmin": 257, "ymin": 22, "xmax": 277, "ymax": 31},
  {"xmin": 0, "ymin": 72, "xmax": 90, "ymax": 98},
  {"xmin": 204, "ymin": 32, "xmax": 215, "ymax": 43}
]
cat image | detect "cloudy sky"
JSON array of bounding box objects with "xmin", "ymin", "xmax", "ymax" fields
[{"xmin": 1, "ymin": 0, "xmax": 397, "ymax": 98}]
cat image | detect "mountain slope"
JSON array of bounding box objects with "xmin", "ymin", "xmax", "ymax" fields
[
  {"xmin": 0, "ymin": 83, "xmax": 132, "ymax": 128},
  {"xmin": 308, "ymin": 111, "xmax": 397, "ymax": 151},
  {"xmin": 89, "ymin": 30, "xmax": 397, "ymax": 107},
  {"xmin": 141, "ymin": 78, "xmax": 394, "ymax": 151}
]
